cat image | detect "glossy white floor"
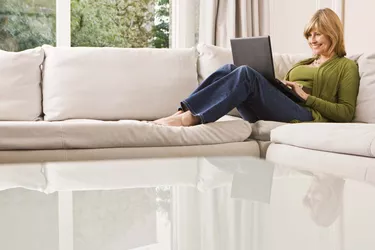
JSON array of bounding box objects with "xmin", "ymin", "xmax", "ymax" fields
[{"xmin": 0, "ymin": 156, "xmax": 374, "ymax": 250}]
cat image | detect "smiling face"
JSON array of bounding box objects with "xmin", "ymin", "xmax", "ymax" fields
[
  {"xmin": 303, "ymin": 8, "xmax": 346, "ymax": 58},
  {"xmin": 307, "ymin": 30, "xmax": 332, "ymax": 57}
]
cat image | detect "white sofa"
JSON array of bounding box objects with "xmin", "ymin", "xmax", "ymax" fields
[{"xmin": 0, "ymin": 45, "xmax": 374, "ymax": 171}]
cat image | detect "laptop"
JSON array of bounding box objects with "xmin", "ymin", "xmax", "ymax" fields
[{"xmin": 230, "ymin": 36, "xmax": 305, "ymax": 103}]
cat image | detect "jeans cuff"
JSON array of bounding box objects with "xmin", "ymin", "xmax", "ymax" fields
[{"xmin": 181, "ymin": 100, "xmax": 205, "ymax": 124}]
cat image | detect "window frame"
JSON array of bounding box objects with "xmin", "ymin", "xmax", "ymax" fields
[{"xmin": 56, "ymin": 0, "xmax": 70, "ymax": 47}]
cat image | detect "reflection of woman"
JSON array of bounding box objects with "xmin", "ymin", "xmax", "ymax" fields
[
  {"xmin": 155, "ymin": 8, "xmax": 360, "ymax": 126},
  {"xmin": 303, "ymin": 174, "xmax": 345, "ymax": 227}
]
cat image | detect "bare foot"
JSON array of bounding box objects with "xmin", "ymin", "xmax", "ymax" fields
[
  {"xmin": 152, "ymin": 110, "xmax": 183, "ymax": 124},
  {"xmin": 172, "ymin": 110, "xmax": 184, "ymax": 116},
  {"xmin": 153, "ymin": 113, "xmax": 184, "ymax": 126},
  {"xmin": 153, "ymin": 111, "xmax": 200, "ymax": 126}
]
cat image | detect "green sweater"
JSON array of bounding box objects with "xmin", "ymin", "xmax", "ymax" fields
[{"xmin": 285, "ymin": 55, "xmax": 360, "ymax": 122}]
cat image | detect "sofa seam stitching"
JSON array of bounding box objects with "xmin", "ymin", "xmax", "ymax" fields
[
  {"xmin": 59, "ymin": 123, "xmax": 69, "ymax": 161},
  {"xmin": 59, "ymin": 123, "xmax": 65, "ymax": 149}
]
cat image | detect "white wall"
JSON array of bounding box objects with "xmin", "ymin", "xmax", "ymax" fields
[
  {"xmin": 344, "ymin": 0, "xmax": 375, "ymax": 54},
  {"xmin": 269, "ymin": 0, "xmax": 375, "ymax": 54},
  {"xmin": 269, "ymin": 0, "xmax": 344, "ymax": 54},
  {"xmin": 269, "ymin": 0, "xmax": 316, "ymax": 54}
]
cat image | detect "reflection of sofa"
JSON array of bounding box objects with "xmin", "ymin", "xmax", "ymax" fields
[{"xmin": 0, "ymin": 45, "xmax": 375, "ymax": 169}]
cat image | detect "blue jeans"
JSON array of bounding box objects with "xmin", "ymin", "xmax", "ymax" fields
[{"xmin": 181, "ymin": 64, "xmax": 313, "ymax": 123}]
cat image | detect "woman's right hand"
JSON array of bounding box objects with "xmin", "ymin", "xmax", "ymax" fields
[{"xmin": 283, "ymin": 81, "xmax": 310, "ymax": 101}]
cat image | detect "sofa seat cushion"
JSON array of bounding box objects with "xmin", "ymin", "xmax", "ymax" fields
[
  {"xmin": 271, "ymin": 123, "xmax": 375, "ymax": 158},
  {"xmin": 250, "ymin": 120, "xmax": 287, "ymax": 141},
  {"xmin": 0, "ymin": 116, "xmax": 252, "ymax": 150},
  {"xmin": 367, "ymin": 166, "xmax": 375, "ymax": 185},
  {"xmin": 0, "ymin": 48, "xmax": 44, "ymax": 121},
  {"xmin": 0, "ymin": 141, "xmax": 260, "ymax": 164}
]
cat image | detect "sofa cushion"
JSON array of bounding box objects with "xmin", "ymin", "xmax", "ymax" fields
[
  {"xmin": 0, "ymin": 48, "xmax": 44, "ymax": 121},
  {"xmin": 270, "ymin": 123, "xmax": 375, "ymax": 158},
  {"xmin": 366, "ymin": 166, "xmax": 375, "ymax": 185},
  {"xmin": 197, "ymin": 43, "xmax": 233, "ymax": 83},
  {"xmin": 0, "ymin": 141, "xmax": 260, "ymax": 164},
  {"xmin": 250, "ymin": 120, "xmax": 287, "ymax": 141},
  {"xmin": 272, "ymin": 54, "xmax": 310, "ymax": 80},
  {"xmin": 196, "ymin": 43, "xmax": 309, "ymax": 81},
  {"xmin": 0, "ymin": 116, "xmax": 252, "ymax": 150},
  {"xmin": 354, "ymin": 53, "xmax": 375, "ymax": 123},
  {"xmin": 42, "ymin": 46, "xmax": 198, "ymax": 121}
]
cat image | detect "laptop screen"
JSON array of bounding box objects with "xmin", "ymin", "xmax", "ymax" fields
[{"xmin": 230, "ymin": 36, "xmax": 276, "ymax": 82}]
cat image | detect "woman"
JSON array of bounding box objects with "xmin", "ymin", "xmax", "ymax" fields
[{"xmin": 154, "ymin": 8, "xmax": 360, "ymax": 126}]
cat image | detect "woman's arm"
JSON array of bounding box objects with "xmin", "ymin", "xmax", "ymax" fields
[{"xmin": 305, "ymin": 62, "xmax": 360, "ymax": 122}]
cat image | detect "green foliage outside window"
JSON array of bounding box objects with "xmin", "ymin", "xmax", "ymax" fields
[
  {"xmin": 0, "ymin": 0, "xmax": 56, "ymax": 51},
  {"xmin": 0, "ymin": 0, "xmax": 170, "ymax": 51},
  {"xmin": 151, "ymin": 0, "xmax": 169, "ymax": 48}
]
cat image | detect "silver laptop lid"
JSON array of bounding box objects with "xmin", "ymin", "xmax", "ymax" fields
[{"xmin": 230, "ymin": 36, "xmax": 276, "ymax": 82}]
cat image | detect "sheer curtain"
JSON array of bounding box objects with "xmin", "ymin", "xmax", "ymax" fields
[
  {"xmin": 172, "ymin": 186, "xmax": 263, "ymax": 250},
  {"xmin": 171, "ymin": 157, "xmax": 271, "ymax": 250},
  {"xmin": 199, "ymin": 0, "xmax": 270, "ymax": 48}
]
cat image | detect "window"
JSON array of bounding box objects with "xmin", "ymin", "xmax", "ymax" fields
[
  {"xmin": 71, "ymin": 0, "xmax": 170, "ymax": 48},
  {"xmin": 0, "ymin": 0, "xmax": 199, "ymax": 50},
  {"xmin": 0, "ymin": 0, "xmax": 56, "ymax": 51}
]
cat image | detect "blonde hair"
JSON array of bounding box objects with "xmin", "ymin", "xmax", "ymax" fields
[{"xmin": 303, "ymin": 8, "xmax": 346, "ymax": 57}]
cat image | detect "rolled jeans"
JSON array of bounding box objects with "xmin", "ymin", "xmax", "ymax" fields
[{"xmin": 181, "ymin": 64, "xmax": 313, "ymax": 123}]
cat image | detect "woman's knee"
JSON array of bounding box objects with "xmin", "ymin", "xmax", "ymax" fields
[
  {"xmin": 219, "ymin": 63, "xmax": 236, "ymax": 71},
  {"xmin": 237, "ymin": 65, "xmax": 256, "ymax": 74},
  {"xmin": 237, "ymin": 65, "xmax": 260, "ymax": 82}
]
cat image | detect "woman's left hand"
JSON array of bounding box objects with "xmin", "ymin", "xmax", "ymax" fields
[{"xmin": 283, "ymin": 81, "xmax": 310, "ymax": 101}]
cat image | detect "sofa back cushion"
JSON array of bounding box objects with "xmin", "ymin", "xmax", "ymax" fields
[
  {"xmin": 354, "ymin": 53, "xmax": 375, "ymax": 123},
  {"xmin": 272, "ymin": 53, "xmax": 310, "ymax": 80},
  {"xmin": 0, "ymin": 48, "xmax": 44, "ymax": 121},
  {"xmin": 197, "ymin": 43, "xmax": 308, "ymax": 82},
  {"xmin": 197, "ymin": 44, "xmax": 234, "ymax": 83},
  {"xmin": 42, "ymin": 46, "xmax": 198, "ymax": 121}
]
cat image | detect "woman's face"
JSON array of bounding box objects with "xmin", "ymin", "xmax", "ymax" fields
[{"xmin": 307, "ymin": 29, "xmax": 332, "ymax": 56}]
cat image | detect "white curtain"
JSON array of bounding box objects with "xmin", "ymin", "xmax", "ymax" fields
[{"xmin": 199, "ymin": 0, "xmax": 270, "ymax": 48}]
